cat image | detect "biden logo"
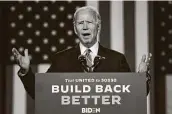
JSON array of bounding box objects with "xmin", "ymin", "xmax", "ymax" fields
[{"xmin": 82, "ymin": 108, "xmax": 100, "ymax": 113}]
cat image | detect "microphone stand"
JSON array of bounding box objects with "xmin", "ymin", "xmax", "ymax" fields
[{"xmin": 78, "ymin": 55, "xmax": 105, "ymax": 72}]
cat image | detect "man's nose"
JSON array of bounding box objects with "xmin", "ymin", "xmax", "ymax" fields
[{"xmin": 83, "ymin": 21, "xmax": 88, "ymax": 30}]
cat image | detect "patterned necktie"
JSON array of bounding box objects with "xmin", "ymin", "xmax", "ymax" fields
[{"xmin": 85, "ymin": 49, "xmax": 92, "ymax": 67}]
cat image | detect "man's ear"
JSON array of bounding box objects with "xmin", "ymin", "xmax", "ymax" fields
[
  {"xmin": 97, "ymin": 23, "xmax": 101, "ymax": 33},
  {"xmin": 96, "ymin": 23, "xmax": 101, "ymax": 41},
  {"xmin": 74, "ymin": 23, "xmax": 77, "ymax": 35}
]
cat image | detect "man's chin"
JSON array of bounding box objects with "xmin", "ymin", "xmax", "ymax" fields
[
  {"xmin": 81, "ymin": 41, "xmax": 94, "ymax": 47},
  {"xmin": 81, "ymin": 42, "xmax": 88, "ymax": 46},
  {"xmin": 82, "ymin": 40, "xmax": 91, "ymax": 44}
]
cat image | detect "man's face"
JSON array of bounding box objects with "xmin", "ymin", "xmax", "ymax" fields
[{"xmin": 74, "ymin": 9, "xmax": 100, "ymax": 47}]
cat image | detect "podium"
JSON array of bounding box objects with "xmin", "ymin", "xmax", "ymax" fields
[{"xmin": 35, "ymin": 73, "xmax": 147, "ymax": 114}]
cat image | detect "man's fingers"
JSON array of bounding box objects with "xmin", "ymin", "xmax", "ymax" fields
[
  {"xmin": 149, "ymin": 53, "xmax": 152, "ymax": 60},
  {"xmin": 141, "ymin": 54, "xmax": 146, "ymax": 62},
  {"xmin": 24, "ymin": 49, "xmax": 28, "ymax": 57},
  {"xmin": 146, "ymin": 53, "xmax": 152, "ymax": 63},
  {"xmin": 12, "ymin": 48, "xmax": 21, "ymax": 58}
]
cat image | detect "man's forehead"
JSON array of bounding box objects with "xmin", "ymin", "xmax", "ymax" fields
[{"xmin": 76, "ymin": 9, "xmax": 96, "ymax": 20}]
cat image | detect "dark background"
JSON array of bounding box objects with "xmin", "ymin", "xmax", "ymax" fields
[{"xmin": 0, "ymin": 1, "xmax": 172, "ymax": 114}]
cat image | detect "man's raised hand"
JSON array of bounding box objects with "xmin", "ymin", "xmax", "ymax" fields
[
  {"xmin": 138, "ymin": 53, "xmax": 152, "ymax": 73},
  {"xmin": 12, "ymin": 48, "xmax": 30, "ymax": 74}
]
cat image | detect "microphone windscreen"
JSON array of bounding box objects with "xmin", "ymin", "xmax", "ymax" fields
[{"xmin": 78, "ymin": 55, "xmax": 85, "ymax": 61}]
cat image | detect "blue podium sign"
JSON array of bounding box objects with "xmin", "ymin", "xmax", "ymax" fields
[{"xmin": 35, "ymin": 73, "xmax": 146, "ymax": 114}]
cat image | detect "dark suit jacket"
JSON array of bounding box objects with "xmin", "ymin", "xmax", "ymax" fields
[{"xmin": 19, "ymin": 44, "xmax": 131, "ymax": 99}]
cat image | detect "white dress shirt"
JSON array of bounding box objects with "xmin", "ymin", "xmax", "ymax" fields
[{"xmin": 79, "ymin": 42, "xmax": 99, "ymax": 64}]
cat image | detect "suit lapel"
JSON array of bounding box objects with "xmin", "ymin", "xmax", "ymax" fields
[
  {"xmin": 74, "ymin": 44, "xmax": 81, "ymax": 57},
  {"xmin": 98, "ymin": 44, "xmax": 107, "ymax": 58},
  {"xmin": 71, "ymin": 44, "xmax": 84, "ymax": 72},
  {"xmin": 94, "ymin": 44, "xmax": 108, "ymax": 72}
]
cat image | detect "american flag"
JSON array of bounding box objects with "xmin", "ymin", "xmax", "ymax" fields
[
  {"xmin": 153, "ymin": 1, "xmax": 172, "ymax": 114},
  {"xmin": 0, "ymin": 1, "xmax": 171, "ymax": 114}
]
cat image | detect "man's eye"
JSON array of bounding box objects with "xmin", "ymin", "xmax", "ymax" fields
[
  {"xmin": 87, "ymin": 21, "xmax": 93, "ymax": 24},
  {"xmin": 78, "ymin": 22, "xmax": 83, "ymax": 24}
]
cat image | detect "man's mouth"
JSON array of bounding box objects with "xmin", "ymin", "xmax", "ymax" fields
[{"xmin": 82, "ymin": 33, "xmax": 91, "ymax": 36}]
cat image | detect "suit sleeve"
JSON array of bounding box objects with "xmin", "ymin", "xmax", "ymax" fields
[
  {"xmin": 18, "ymin": 67, "xmax": 35, "ymax": 99},
  {"xmin": 119, "ymin": 55, "xmax": 131, "ymax": 72},
  {"xmin": 119, "ymin": 54, "xmax": 150, "ymax": 95},
  {"xmin": 19, "ymin": 57, "xmax": 56, "ymax": 99},
  {"xmin": 19, "ymin": 66, "xmax": 53, "ymax": 99}
]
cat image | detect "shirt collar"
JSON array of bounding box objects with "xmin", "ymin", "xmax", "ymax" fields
[{"xmin": 79, "ymin": 41, "xmax": 99, "ymax": 56}]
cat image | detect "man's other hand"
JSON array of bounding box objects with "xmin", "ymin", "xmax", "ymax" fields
[
  {"xmin": 12, "ymin": 48, "xmax": 30, "ymax": 74},
  {"xmin": 138, "ymin": 53, "xmax": 152, "ymax": 73}
]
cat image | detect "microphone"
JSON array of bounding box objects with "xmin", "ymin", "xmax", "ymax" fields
[
  {"xmin": 78, "ymin": 55, "xmax": 86, "ymax": 63},
  {"xmin": 94, "ymin": 55, "xmax": 105, "ymax": 61},
  {"xmin": 93, "ymin": 55, "xmax": 106, "ymax": 71},
  {"xmin": 78, "ymin": 55, "xmax": 89, "ymax": 72}
]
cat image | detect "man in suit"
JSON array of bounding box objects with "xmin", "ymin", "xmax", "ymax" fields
[{"xmin": 12, "ymin": 6, "xmax": 151, "ymax": 99}]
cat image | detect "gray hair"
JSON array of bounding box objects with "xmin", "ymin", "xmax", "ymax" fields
[{"xmin": 73, "ymin": 6, "xmax": 101, "ymax": 24}]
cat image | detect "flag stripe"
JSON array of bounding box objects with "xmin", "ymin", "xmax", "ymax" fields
[
  {"xmin": 0, "ymin": 65, "xmax": 2, "ymax": 114},
  {"xmin": 86, "ymin": 0, "xmax": 99, "ymax": 11},
  {"xmin": 110, "ymin": 1, "xmax": 124, "ymax": 53},
  {"xmin": 0, "ymin": 7, "xmax": 5, "ymax": 112},
  {"xmin": 135, "ymin": 1, "xmax": 149, "ymax": 72},
  {"xmin": 0, "ymin": 64, "xmax": 5, "ymax": 114},
  {"xmin": 86, "ymin": 1, "xmax": 99, "ymax": 41},
  {"xmin": 0, "ymin": 65, "xmax": 3, "ymax": 114},
  {"xmin": 148, "ymin": 2, "xmax": 155, "ymax": 114},
  {"xmin": 147, "ymin": 94, "xmax": 151, "ymax": 114},
  {"xmin": 38, "ymin": 64, "xmax": 51, "ymax": 73},
  {"xmin": 124, "ymin": 1, "xmax": 136, "ymax": 72},
  {"xmin": 135, "ymin": 2, "xmax": 150, "ymax": 114},
  {"xmin": 166, "ymin": 74, "xmax": 172, "ymax": 114},
  {"xmin": 6, "ymin": 66, "xmax": 13, "ymax": 114},
  {"xmin": 12, "ymin": 65, "xmax": 26, "ymax": 114},
  {"xmin": 99, "ymin": 1, "xmax": 110, "ymax": 48},
  {"xmin": 0, "ymin": 3, "xmax": 9, "ymax": 114}
]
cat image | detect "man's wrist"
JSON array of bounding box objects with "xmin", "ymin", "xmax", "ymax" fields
[
  {"xmin": 146, "ymin": 72, "xmax": 151, "ymax": 82},
  {"xmin": 18, "ymin": 68, "xmax": 29, "ymax": 76}
]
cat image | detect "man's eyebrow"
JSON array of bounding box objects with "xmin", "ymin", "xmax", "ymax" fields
[
  {"xmin": 76, "ymin": 20, "xmax": 84, "ymax": 22},
  {"xmin": 76, "ymin": 20, "xmax": 95, "ymax": 22}
]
